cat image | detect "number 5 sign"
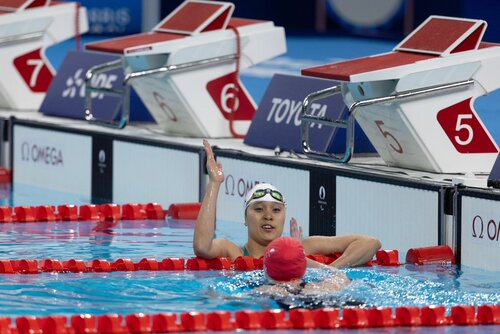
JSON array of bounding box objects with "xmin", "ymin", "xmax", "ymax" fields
[
  {"xmin": 13, "ymin": 49, "xmax": 54, "ymax": 93},
  {"xmin": 437, "ymin": 98, "xmax": 498, "ymax": 154}
]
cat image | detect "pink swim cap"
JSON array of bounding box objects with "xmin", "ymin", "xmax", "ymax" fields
[{"xmin": 264, "ymin": 237, "xmax": 307, "ymax": 282}]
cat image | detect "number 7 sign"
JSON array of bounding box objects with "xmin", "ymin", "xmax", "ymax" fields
[
  {"xmin": 437, "ymin": 98, "xmax": 498, "ymax": 154},
  {"xmin": 13, "ymin": 49, "xmax": 54, "ymax": 93}
]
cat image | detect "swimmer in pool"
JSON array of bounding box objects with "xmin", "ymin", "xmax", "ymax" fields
[
  {"xmin": 257, "ymin": 236, "xmax": 349, "ymax": 293},
  {"xmin": 253, "ymin": 237, "xmax": 363, "ymax": 309},
  {"xmin": 194, "ymin": 140, "xmax": 381, "ymax": 266}
]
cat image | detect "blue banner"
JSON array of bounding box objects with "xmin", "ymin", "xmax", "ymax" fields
[
  {"xmin": 40, "ymin": 51, "xmax": 153, "ymax": 122},
  {"xmin": 244, "ymin": 74, "xmax": 375, "ymax": 154},
  {"xmin": 78, "ymin": 0, "xmax": 143, "ymax": 35}
]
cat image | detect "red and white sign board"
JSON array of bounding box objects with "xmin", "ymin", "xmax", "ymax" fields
[
  {"xmin": 302, "ymin": 16, "xmax": 500, "ymax": 173},
  {"xmin": 0, "ymin": 1, "xmax": 88, "ymax": 110},
  {"xmin": 85, "ymin": 0, "xmax": 286, "ymax": 138}
]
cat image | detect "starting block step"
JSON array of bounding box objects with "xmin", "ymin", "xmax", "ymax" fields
[
  {"xmin": 0, "ymin": 0, "xmax": 88, "ymax": 110},
  {"xmin": 302, "ymin": 16, "xmax": 500, "ymax": 174},
  {"xmin": 85, "ymin": 0, "xmax": 286, "ymax": 138}
]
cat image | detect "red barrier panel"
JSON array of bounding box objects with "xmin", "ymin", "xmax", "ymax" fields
[
  {"xmin": 63, "ymin": 259, "xmax": 87, "ymax": 273},
  {"xmin": 421, "ymin": 306, "xmax": 449, "ymax": 326},
  {"xmin": 366, "ymin": 307, "xmax": 394, "ymax": 327},
  {"xmin": 16, "ymin": 316, "xmax": 42, "ymax": 334},
  {"xmin": 79, "ymin": 205, "xmax": 100, "ymax": 221},
  {"xmin": 113, "ymin": 258, "xmax": 136, "ymax": 271},
  {"xmin": 406, "ymin": 245, "xmax": 456, "ymax": 265},
  {"xmin": 145, "ymin": 203, "xmax": 165, "ymax": 220},
  {"xmin": 40, "ymin": 259, "xmax": 64, "ymax": 272},
  {"xmin": 167, "ymin": 203, "xmax": 201, "ymax": 220},
  {"xmin": 313, "ymin": 308, "xmax": 340, "ymax": 329},
  {"xmin": 260, "ymin": 310, "xmax": 289, "ymax": 329},
  {"xmin": 125, "ymin": 313, "xmax": 151, "ymax": 334},
  {"xmin": 35, "ymin": 206, "xmax": 56, "ymax": 222},
  {"xmin": 137, "ymin": 258, "xmax": 159, "ymax": 271},
  {"xmin": 343, "ymin": 308, "xmax": 369, "ymax": 328},
  {"xmin": 41, "ymin": 315, "xmax": 68, "ymax": 334},
  {"xmin": 71, "ymin": 314, "xmax": 97, "ymax": 334},
  {"xmin": 289, "ymin": 309, "xmax": 315, "ymax": 329},
  {"xmin": 89, "ymin": 259, "xmax": 112, "ymax": 272},
  {"xmin": 376, "ymin": 250, "xmax": 400, "ymax": 266},
  {"xmin": 186, "ymin": 257, "xmax": 209, "ymax": 270},
  {"xmin": 180, "ymin": 312, "xmax": 206, "ymax": 332},
  {"xmin": 161, "ymin": 258, "xmax": 185, "ymax": 270},
  {"xmin": 151, "ymin": 313, "xmax": 179, "ymax": 333},
  {"xmin": 477, "ymin": 305, "xmax": 500, "ymax": 325},
  {"xmin": 121, "ymin": 204, "xmax": 146, "ymax": 220},
  {"xmin": 57, "ymin": 205, "xmax": 79, "ymax": 221},
  {"xmin": 100, "ymin": 204, "xmax": 121, "ymax": 222},
  {"xmin": 451, "ymin": 305, "xmax": 477, "ymax": 325},
  {"xmin": 0, "ymin": 207, "xmax": 13, "ymax": 223},
  {"xmin": 14, "ymin": 206, "xmax": 36, "ymax": 223},
  {"xmin": 234, "ymin": 310, "xmax": 261, "ymax": 330},
  {"xmin": 97, "ymin": 314, "xmax": 124, "ymax": 334},
  {"xmin": 206, "ymin": 311, "xmax": 234, "ymax": 331}
]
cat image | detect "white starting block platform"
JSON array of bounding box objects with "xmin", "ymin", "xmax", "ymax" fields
[
  {"xmin": 2, "ymin": 109, "xmax": 500, "ymax": 271},
  {"xmin": 0, "ymin": 0, "xmax": 88, "ymax": 110},
  {"xmin": 83, "ymin": 0, "xmax": 286, "ymax": 138},
  {"xmin": 302, "ymin": 16, "xmax": 500, "ymax": 174}
]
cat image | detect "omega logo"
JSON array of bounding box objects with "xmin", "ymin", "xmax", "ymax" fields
[
  {"xmin": 224, "ymin": 174, "xmax": 261, "ymax": 198},
  {"xmin": 472, "ymin": 215, "xmax": 500, "ymax": 242},
  {"xmin": 20, "ymin": 141, "xmax": 63, "ymax": 166}
]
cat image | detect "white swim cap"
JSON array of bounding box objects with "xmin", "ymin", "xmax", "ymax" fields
[{"xmin": 244, "ymin": 183, "xmax": 286, "ymax": 209}]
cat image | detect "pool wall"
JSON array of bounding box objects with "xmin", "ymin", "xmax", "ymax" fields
[{"xmin": 3, "ymin": 116, "xmax": 499, "ymax": 271}]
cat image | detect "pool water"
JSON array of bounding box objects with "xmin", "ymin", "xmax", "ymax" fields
[{"xmin": 0, "ymin": 217, "xmax": 499, "ymax": 318}]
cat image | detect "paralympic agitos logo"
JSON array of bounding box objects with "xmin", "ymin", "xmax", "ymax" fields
[{"xmin": 20, "ymin": 141, "xmax": 64, "ymax": 166}]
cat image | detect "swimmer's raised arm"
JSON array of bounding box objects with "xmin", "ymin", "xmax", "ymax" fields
[
  {"xmin": 303, "ymin": 234, "xmax": 381, "ymax": 268},
  {"xmin": 194, "ymin": 140, "xmax": 238, "ymax": 259}
]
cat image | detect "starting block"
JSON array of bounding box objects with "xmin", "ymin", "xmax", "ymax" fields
[
  {"xmin": 0, "ymin": 0, "xmax": 88, "ymax": 110},
  {"xmin": 302, "ymin": 16, "xmax": 500, "ymax": 173},
  {"xmin": 84, "ymin": 0, "xmax": 286, "ymax": 137}
]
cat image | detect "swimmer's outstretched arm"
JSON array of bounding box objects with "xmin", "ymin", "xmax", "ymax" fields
[
  {"xmin": 303, "ymin": 234, "xmax": 381, "ymax": 268},
  {"xmin": 194, "ymin": 140, "xmax": 238, "ymax": 259}
]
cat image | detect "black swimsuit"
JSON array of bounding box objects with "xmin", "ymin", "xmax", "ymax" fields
[{"xmin": 270, "ymin": 281, "xmax": 366, "ymax": 310}]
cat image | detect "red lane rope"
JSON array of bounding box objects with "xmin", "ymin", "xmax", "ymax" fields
[
  {"xmin": 2, "ymin": 304, "xmax": 499, "ymax": 333},
  {"xmin": 0, "ymin": 246, "xmax": 457, "ymax": 275},
  {"xmin": 0, "ymin": 202, "xmax": 202, "ymax": 223}
]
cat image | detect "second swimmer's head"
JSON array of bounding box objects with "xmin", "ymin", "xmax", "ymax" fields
[{"xmin": 264, "ymin": 236, "xmax": 306, "ymax": 282}]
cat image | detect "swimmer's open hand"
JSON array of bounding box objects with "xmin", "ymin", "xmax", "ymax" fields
[
  {"xmin": 203, "ymin": 139, "xmax": 224, "ymax": 183},
  {"xmin": 290, "ymin": 217, "xmax": 303, "ymax": 241}
]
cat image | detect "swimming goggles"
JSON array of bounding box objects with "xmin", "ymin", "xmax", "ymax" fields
[{"xmin": 248, "ymin": 188, "xmax": 284, "ymax": 203}]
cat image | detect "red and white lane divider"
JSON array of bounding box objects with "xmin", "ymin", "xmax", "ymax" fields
[
  {"xmin": 0, "ymin": 202, "xmax": 202, "ymax": 223},
  {"xmin": 0, "ymin": 245, "xmax": 457, "ymax": 274},
  {"xmin": 1, "ymin": 304, "xmax": 499, "ymax": 333}
]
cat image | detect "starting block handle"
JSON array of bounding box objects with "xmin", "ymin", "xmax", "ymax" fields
[
  {"xmin": 301, "ymin": 85, "xmax": 355, "ymax": 163},
  {"xmin": 84, "ymin": 54, "xmax": 237, "ymax": 129},
  {"xmin": 301, "ymin": 79, "xmax": 475, "ymax": 163},
  {"xmin": 84, "ymin": 58, "xmax": 130, "ymax": 129}
]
